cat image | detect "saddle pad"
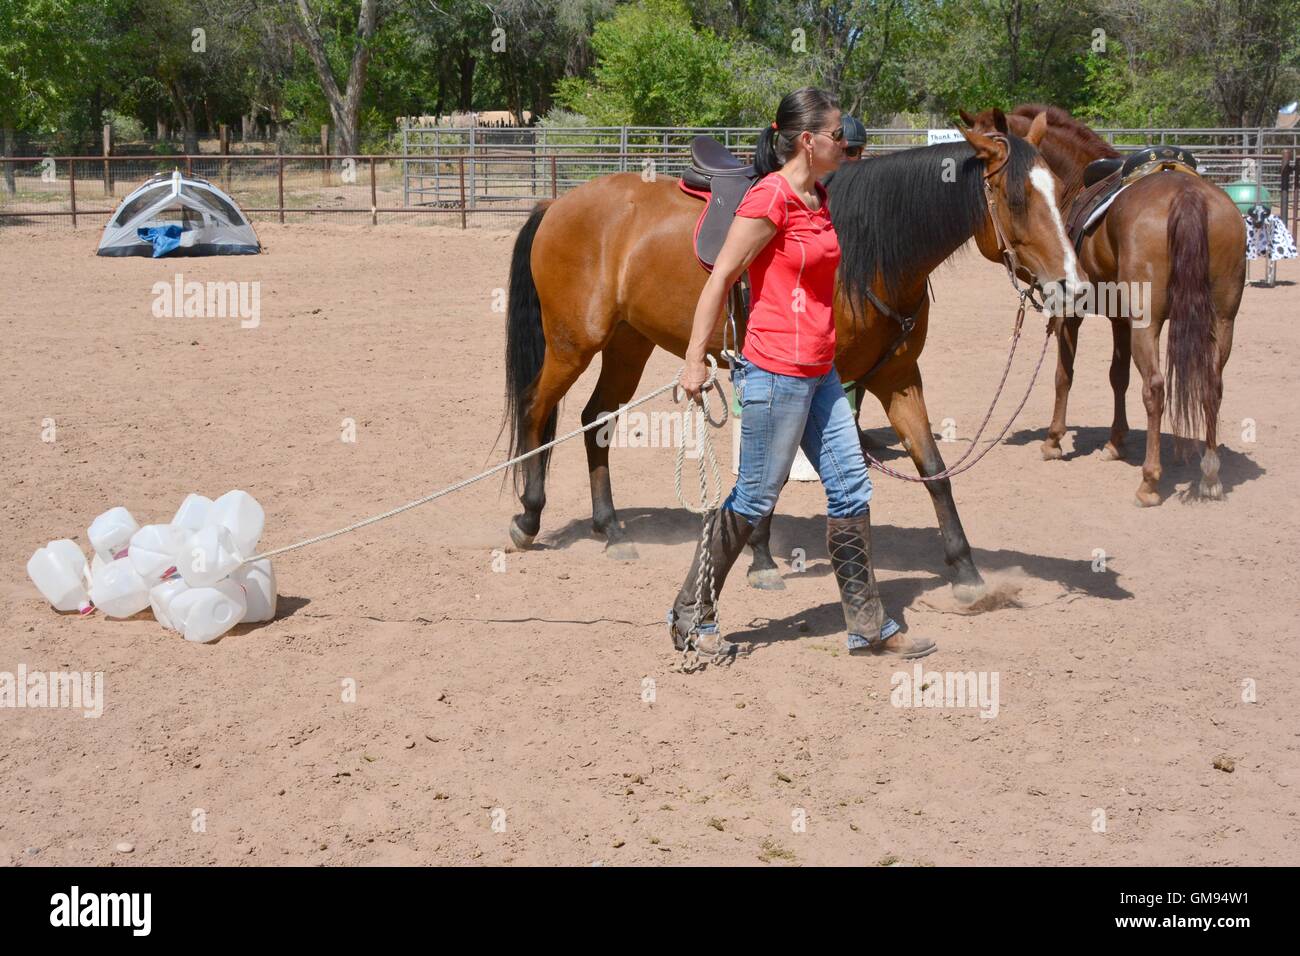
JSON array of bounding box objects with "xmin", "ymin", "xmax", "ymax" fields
[
  {"xmin": 1082, "ymin": 184, "xmax": 1127, "ymax": 233},
  {"xmin": 678, "ymin": 179, "xmax": 715, "ymax": 271}
]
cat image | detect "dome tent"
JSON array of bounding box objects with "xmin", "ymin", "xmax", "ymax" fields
[{"xmin": 97, "ymin": 169, "xmax": 260, "ymax": 257}]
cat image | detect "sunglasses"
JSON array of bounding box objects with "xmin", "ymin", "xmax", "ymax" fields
[
  {"xmin": 844, "ymin": 145, "xmax": 863, "ymax": 158},
  {"xmin": 812, "ymin": 126, "xmax": 845, "ymax": 143}
]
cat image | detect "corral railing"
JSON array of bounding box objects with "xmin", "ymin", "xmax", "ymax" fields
[
  {"xmin": 403, "ymin": 124, "xmax": 1299, "ymax": 229},
  {"xmin": 0, "ymin": 152, "xmax": 684, "ymax": 231},
  {"xmin": 3, "ymin": 124, "xmax": 1298, "ymax": 233}
]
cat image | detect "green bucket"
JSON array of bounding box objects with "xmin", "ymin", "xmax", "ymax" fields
[{"xmin": 1224, "ymin": 179, "xmax": 1271, "ymax": 215}]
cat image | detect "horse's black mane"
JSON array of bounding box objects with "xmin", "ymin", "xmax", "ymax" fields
[{"xmin": 828, "ymin": 135, "xmax": 1037, "ymax": 305}]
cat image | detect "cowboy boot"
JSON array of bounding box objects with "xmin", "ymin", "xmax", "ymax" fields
[
  {"xmin": 827, "ymin": 511, "xmax": 936, "ymax": 659},
  {"xmin": 667, "ymin": 507, "xmax": 755, "ymax": 657}
]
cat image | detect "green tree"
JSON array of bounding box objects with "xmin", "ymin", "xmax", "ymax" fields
[
  {"xmin": 0, "ymin": 0, "xmax": 91, "ymax": 189},
  {"xmin": 555, "ymin": 0, "xmax": 738, "ymax": 125}
]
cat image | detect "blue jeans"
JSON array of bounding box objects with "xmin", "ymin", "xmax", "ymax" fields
[{"xmin": 723, "ymin": 355, "xmax": 872, "ymax": 522}]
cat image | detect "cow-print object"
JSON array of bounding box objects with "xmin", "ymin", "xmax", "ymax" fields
[{"xmin": 1244, "ymin": 207, "xmax": 1298, "ymax": 261}]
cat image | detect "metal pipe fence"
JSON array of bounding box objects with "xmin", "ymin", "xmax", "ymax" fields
[{"xmin": 3, "ymin": 124, "xmax": 1297, "ymax": 234}]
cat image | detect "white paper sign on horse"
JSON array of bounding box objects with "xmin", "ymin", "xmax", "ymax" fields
[{"xmin": 928, "ymin": 129, "xmax": 965, "ymax": 145}]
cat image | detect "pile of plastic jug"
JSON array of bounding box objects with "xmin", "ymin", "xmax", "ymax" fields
[{"xmin": 26, "ymin": 490, "xmax": 276, "ymax": 643}]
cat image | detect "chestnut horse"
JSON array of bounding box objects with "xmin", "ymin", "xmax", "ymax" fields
[
  {"xmin": 962, "ymin": 105, "xmax": 1246, "ymax": 505},
  {"xmin": 502, "ymin": 117, "xmax": 1081, "ymax": 602}
]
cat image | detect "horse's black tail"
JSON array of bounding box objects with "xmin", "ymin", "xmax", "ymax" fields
[
  {"xmin": 503, "ymin": 202, "xmax": 553, "ymax": 494},
  {"xmin": 1164, "ymin": 187, "xmax": 1218, "ymax": 453}
]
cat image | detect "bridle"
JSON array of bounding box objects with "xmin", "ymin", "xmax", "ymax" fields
[{"xmin": 981, "ymin": 133, "xmax": 1046, "ymax": 314}]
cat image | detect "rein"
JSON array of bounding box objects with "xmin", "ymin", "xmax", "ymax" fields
[{"xmin": 860, "ymin": 290, "xmax": 1053, "ymax": 483}]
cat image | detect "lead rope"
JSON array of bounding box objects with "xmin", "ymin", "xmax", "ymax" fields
[
  {"xmin": 244, "ymin": 357, "xmax": 726, "ymax": 566},
  {"xmin": 863, "ymin": 291, "xmax": 1053, "ymax": 482},
  {"xmin": 670, "ymin": 355, "xmax": 729, "ymax": 672}
]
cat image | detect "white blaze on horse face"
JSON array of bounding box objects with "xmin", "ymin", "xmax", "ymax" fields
[{"xmin": 1029, "ymin": 164, "xmax": 1085, "ymax": 293}]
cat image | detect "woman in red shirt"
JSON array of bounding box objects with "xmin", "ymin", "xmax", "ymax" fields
[{"xmin": 669, "ymin": 87, "xmax": 936, "ymax": 661}]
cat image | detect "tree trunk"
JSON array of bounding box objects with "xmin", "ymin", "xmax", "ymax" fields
[
  {"xmin": 1, "ymin": 127, "xmax": 15, "ymax": 195},
  {"xmin": 1004, "ymin": 0, "xmax": 1023, "ymax": 90},
  {"xmin": 292, "ymin": 0, "xmax": 379, "ymax": 156},
  {"xmin": 458, "ymin": 46, "xmax": 476, "ymax": 112}
]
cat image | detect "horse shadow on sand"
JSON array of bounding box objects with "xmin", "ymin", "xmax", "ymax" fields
[
  {"xmin": 540, "ymin": 493, "xmax": 1131, "ymax": 634},
  {"xmin": 1002, "ymin": 424, "xmax": 1265, "ymax": 499}
]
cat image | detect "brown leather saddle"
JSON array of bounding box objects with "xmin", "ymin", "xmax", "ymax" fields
[
  {"xmin": 1067, "ymin": 146, "xmax": 1200, "ymax": 250},
  {"xmin": 679, "ymin": 136, "xmax": 760, "ymax": 360},
  {"xmin": 680, "ymin": 136, "xmax": 760, "ymax": 269}
]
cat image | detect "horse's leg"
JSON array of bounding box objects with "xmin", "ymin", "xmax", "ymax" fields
[
  {"xmin": 869, "ymin": 364, "xmax": 986, "ymax": 601},
  {"xmin": 746, "ymin": 499, "xmax": 785, "ymax": 590},
  {"xmin": 1041, "ymin": 314, "xmax": 1082, "ymax": 460},
  {"xmin": 1129, "ymin": 319, "xmax": 1166, "ymax": 507},
  {"xmin": 853, "ymin": 381, "xmax": 884, "ymax": 449},
  {"xmin": 1200, "ymin": 295, "xmax": 1239, "ymax": 500},
  {"xmin": 580, "ymin": 323, "xmax": 654, "ymax": 559},
  {"xmin": 1100, "ymin": 317, "xmax": 1132, "ymax": 460},
  {"xmin": 510, "ymin": 344, "xmax": 596, "ymax": 548}
]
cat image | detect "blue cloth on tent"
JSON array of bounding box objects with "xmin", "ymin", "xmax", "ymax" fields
[{"xmin": 137, "ymin": 224, "xmax": 183, "ymax": 257}]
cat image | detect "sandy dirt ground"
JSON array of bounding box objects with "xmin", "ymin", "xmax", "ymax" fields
[{"xmin": 2, "ymin": 220, "xmax": 1297, "ymax": 867}]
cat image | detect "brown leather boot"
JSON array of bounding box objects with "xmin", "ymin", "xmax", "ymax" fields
[
  {"xmin": 827, "ymin": 511, "xmax": 936, "ymax": 659},
  {"xmin": 667, "ymin": 508, "xmax": 755, "ymax": 657}
]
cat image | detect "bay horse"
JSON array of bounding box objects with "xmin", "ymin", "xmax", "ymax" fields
[
  {"xmin": 502, "ymin": 115, "xmax": 1081, "ymax": 602},
  {"xmin": 962, "ymin": 105, "xmax": 1247, "ymax": 505}
]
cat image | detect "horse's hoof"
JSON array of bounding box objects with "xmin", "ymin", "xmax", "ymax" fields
[
  {"xmin": 747, "ymin": 567, "xmax": 786, "ymax": 591},
  {"xmin": 1040, "ymin": 442, "xmax": 1064, "ymax": 461},
  {"xmin": 1099, "ymin": 443, "xmax": 1125, "ymax": 461},
  {"xmin": 604, "ymin": 540, "xmax": 640, "ymax": 561},
  {"xmin": 952, "ymin": 581, "xmax": 988, "ymax": 606},
  {"xmin": 1133, "ymin": 489, "xmax": 1162, "ymax": 508},
  {"xmin": 508, "ymin": 519, "xmax": 536, "ymax": 551},
  {"xmin": 1198, "ymin": 480, "xmax": 1224, "ymax": 500}
]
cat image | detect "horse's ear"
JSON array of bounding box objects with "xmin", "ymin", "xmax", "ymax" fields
[
  {"xmin": 958, "ymin": 109, "xmax": 977, "ymax": 127},
  {"xmin": 1025, "ymin": 110, "xmax": 1049, "ymax": 146},
  {"xmin": 991, "ymin": 107, "xmax": 1010, "ymax": 135},
  {"xmin": 959, "ymin": 125, "xmax": 1007, "ymax": 167}
]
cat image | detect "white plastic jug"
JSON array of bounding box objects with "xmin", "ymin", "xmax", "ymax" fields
[
  {"xmin": 179, "ymin": 525, "xmax": 243, "ymax": 588},
  {"xmin": 87, "ymin": 507, "xmax": 139, "ymax": 562},
  {"xmin": 149, "ymin": 577, "xmax": 189, "ymax": 631},
  {"xmin": 128, "ymin": 524, "xmax": 188, "ymax": 581},
  {"xmin": 89, "ymin": 557, "xmax": 151, "ymax": 618},
  {"xmin": 27, "ymin": 539, "xmax": 92, "ymax": 613},
  {"xmin": 208, "ymin": 490, "xmax": 264, "ymax": 558},
  {"xmin": 233, "ymin": 559, "xmax": 277, "ymax": 623},
  {"xmin": 172, "ymin": 493, "xmax": 213, "ymax": 531},
  {"xmin": 89, "ymin": 552, "xmax": 108, "ymax": 583},
  {"xmin": 168, "ymin": 580, "xmax": 247, "ymax": 643}
]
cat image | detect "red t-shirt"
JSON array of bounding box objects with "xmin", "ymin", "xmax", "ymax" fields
[{"xmin": 734, "ymin": 172, "xmax": 841, "ymax": 377}]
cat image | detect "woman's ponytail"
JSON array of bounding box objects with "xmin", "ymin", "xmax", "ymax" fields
[{"xmin": 754, "ymin": 124, "xmax": 781, "ymax": 177}]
